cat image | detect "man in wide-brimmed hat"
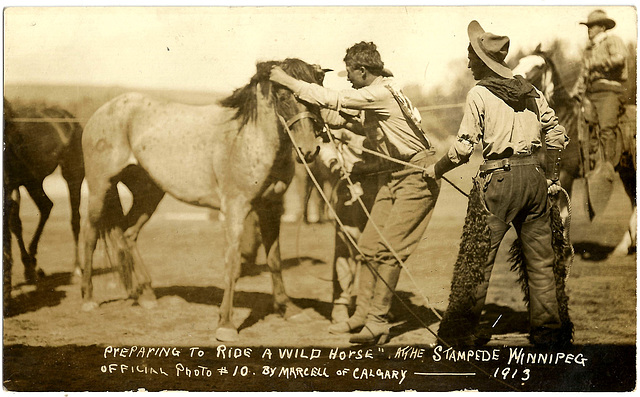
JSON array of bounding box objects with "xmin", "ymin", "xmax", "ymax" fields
[
  {"xmin": 570, "ymin": 9, "xmax": 629, "ymax": 168},
  {"xmin": 425, "ymin": 21, "xmax": 572, "ymax": 348}
]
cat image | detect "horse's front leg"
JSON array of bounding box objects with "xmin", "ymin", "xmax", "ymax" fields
[
  {"xmin": 216, "ymin": 199, "xmax": 251, "ymax": 342},
  {"xmin": 256, "ymin": 200, "xmax": 306, "ymax": 320}
]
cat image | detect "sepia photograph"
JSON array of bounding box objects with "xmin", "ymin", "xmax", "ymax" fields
[{"xmin": 3, "ymin": 3, "xmax": 637, "ymax": 392}]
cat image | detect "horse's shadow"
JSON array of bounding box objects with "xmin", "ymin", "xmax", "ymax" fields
[
  {"xmin": 5, "ymin": 272, "xmax": 70, "ymax": 317},
  {"xmin": 390, "ymin": 293, "xmax": 529, "ymax": 339},
  {"xmin": 239, "ymin": 256, "xmax": 326, "ymax": 277},
  {"xmin": 154, "ymin": 284, "xmax": 333, "ymax": 332},
  {"xmin": 573, "ymin": 242, "xmax": 617, "ymax": 261}
]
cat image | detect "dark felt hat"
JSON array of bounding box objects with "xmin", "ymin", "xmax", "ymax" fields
[
  {"xmin": 468, "ymin": 20, "xmax": 513, "ymax": 79},
  {"xmin": 580, "ymin": 9, "xmax": 616, "ymax": 30}
]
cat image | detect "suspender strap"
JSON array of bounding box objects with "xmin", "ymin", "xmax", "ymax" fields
[{"xmin": 385, "ymin": 85, "xmax": 432, "ymax": 150}]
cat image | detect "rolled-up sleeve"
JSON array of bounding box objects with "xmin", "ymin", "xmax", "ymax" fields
[
  {"xmin": 434, "ymin": 90, "xmax": 482, "ymax": 177},
  {"xmin": 448, "ymin": 89, "xmax": 484, "ymax": 164},
  {"xmin": 537, "ymin": 93, "xmax": 569, "ymax": 150}
]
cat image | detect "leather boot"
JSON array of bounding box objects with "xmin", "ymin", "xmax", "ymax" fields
[
  {"xmin": 329, "ymin": 261, "xmax": 375, "ymax": 334},
  {"xmin": 349, "ymin": 263, "xmax": 401, "ymax": 345}
]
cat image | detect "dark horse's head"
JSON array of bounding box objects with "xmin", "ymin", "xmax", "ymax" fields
[
  {"xmin": 220, "ymin": 58, "xmax": 326, "ymax": 163},
  {"xmin": 513, "ymin": 45, "xmax": 572, "ymax": 108}
]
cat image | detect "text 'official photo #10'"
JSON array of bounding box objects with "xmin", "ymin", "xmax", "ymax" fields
[{"xmin": 2, "ymin": 4, "xmax": 637, "ymax": 393}]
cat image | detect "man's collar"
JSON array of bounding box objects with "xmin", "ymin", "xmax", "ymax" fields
[{"xmin": 368, "ymin": 76, "xmax": 386, "ymax": 86}]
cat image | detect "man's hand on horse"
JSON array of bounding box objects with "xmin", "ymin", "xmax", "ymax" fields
[
  {"xmin": 547, "ymin": 179, "xmax": 562, "ymax": 195},
  {"xmin": 270, "ymin": 66, "xmax": 297, "ymax": 88}
]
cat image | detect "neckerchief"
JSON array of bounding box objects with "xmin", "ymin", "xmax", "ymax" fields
[{"xmin": 477, "ymin": 75, "xmax": 540, "ymax": 113}]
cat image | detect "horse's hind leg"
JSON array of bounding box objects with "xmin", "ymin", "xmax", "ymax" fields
[
  {"xmin": 216, "ymin": 199, "xmax": 251, "ymax": 342},
  {"xmin": 23, "ymin": 181, "xmax": 53, "ymax": 282},
  {"xmin": 7, "ymin": 187, "xmax": 40, "ymax": 284},
  {"xmin": 256, "ymin": 199, "xmax": 305, "ymax": 320},
  {"xmin": 61, "ymin": 158, "xmax": 84, "ymax": 282},
  {"xmin": 119, "ymin": 165, "xmax": 165, "ymax": 308}
]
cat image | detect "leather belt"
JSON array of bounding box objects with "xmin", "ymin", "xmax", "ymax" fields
[{"xmin": 479, "ymin": 155, "xmax": 539, "ymax": 174}]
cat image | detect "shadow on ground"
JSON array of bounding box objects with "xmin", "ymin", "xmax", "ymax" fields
[{"xmin": 5, "ymin": 272, "xmax": 71, "ymax": 317}]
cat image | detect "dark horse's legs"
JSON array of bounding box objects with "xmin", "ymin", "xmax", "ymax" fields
[
  {"xmin": 255, "ymin": 199, "xmax": 303, "ymax": 318},
  {"xmin": 119, "ymin": 165, "xmax": 165, "ymax": 308},
  {"xmin": 61, "ymin": 155, "xmax": 84, "ymax": 282},
  {"xmin": 4, "ymin": 183, "xmax": 14, "ymax": 314},
  {"xmin": 8, "ymin": 184, "xmax": 50, "ymax": 284}
]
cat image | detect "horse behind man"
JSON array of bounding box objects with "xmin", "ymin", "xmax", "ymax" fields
[
  {"xmin": 80, "ymin": 58, "xmax": 325, "ymax": 342},
  {"xmin": 513, "ymin": 47, "xmax": 636, "ymax": 256},
  {"xmin": 3, "ymin": 98, "xmax": 85, "ymax": 309}
]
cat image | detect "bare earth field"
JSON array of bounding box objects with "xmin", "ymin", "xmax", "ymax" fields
[{"xmin": 3, "ymin": 165, "xmax": 636, "ymax": 392}]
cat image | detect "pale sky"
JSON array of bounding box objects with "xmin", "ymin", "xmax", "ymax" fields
[{"xmin": 3, "ymin": 4, "xmax": 638, "ymax": 95}]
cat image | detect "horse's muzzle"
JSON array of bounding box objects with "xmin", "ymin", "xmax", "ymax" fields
[{"xmin": 296, "ymin": 145, "xmax": 320, "ymax": 164}]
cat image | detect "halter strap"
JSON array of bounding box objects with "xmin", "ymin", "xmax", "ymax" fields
[{"xmin": 284, "ymin": 111, "xmax": 318, "ymax": 128}]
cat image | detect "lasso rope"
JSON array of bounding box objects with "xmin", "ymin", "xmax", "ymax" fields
[{"xmin": 560, "ymin": 187, "xmax": 575, "ymax": 280}]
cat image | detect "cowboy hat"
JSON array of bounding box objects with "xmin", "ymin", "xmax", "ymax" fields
[
  {"xmin": 467, "ymin": 20, "xmax": 513, "ymax": 79},
  {"xmin": 580, "ymin": 9, "xmax": 616, "ymax": 30}
]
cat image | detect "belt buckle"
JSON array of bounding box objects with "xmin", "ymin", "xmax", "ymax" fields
[{"xmin": 501, "ymin": 158, "xmax": 511, "ymax": 171}]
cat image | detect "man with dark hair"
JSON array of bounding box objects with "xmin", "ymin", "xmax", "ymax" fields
[
  {"xmin": 424, "ymin": 21, "xmax": 572, "ymax": 348},
  {"xmin": 570, "ymin": 9, "xmax": 628, "ymax": 170},
  {"xmin": 270, "ymin": 41, "xmax": 440, "ymax": 345}
]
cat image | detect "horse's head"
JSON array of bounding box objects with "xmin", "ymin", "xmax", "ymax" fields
[
  {"xmin": 220, "ymin": 59, "xmax": 325, "ymax": 164},
  {"xmin": 513, "ymin": 54, "xmax": 555, "ymax": 103},
  {"xmin": 260, "ymin": 58, "xmax": 327, "ymax": 163}
]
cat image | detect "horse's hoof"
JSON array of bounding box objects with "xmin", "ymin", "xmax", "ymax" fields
[
  {"xmin": 137, "ymin": 287, "xmax": 157, "ymax": 309},
  {"xmin": 281, "ymin": 213, "xmax": 300, "ymax": 223},
  {"xmin": 82, "ymin": 301, "xmax": 99, "ymax": 312},
  {"xmin": 215, "ymin": 327, "xmax": 239, "ymax": 342},
  {"xmin": 139, "ymin": 297, "xmax": 158, "ymax": 310},
  {"xmin": 71, "ymin": 271, "xmax": 82, "ymax": 285}
]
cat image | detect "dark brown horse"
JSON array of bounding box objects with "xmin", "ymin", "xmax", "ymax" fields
[
  {"xmin": 514, "ymin": 49, "xmax": 636, "ymax": 255},
  {"xmin": 3, "ymin": 98, "xmax": 84, "ymax": 297},
  {"xmin": 80, "ymin": 59, "xmax": 325, "ymax": 342}
]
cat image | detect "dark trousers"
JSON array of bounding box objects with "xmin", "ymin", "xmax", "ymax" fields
[
  {"xmin": 588, "ymin": 89, "xmax": 625, "ymax": 164},
  {"xmin": 472, "ymin": 164, "xmax": 561, "ymax": 332}
]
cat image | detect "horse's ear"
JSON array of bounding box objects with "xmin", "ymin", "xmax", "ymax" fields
[{"xmin": 534, "ymin": 43, "xmax": 543, "ymax": 54}]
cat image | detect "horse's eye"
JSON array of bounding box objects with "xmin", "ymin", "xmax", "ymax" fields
[{"xmin": 276, "ymin": 90, "xmax": 291, "ymax": 102}]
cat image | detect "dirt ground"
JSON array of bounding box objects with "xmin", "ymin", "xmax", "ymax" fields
[{"xmin": 2, "ymin": 163, "xmax": 636, "ymax": 392}]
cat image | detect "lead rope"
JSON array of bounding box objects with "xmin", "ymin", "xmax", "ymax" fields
[
  {"xmin": 281, "ymin": 116, "xmax": 520, "ymax": 392},
  {"xmin": 561, "ymin": 187, "xmax": 575, "ymax": 280}
]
